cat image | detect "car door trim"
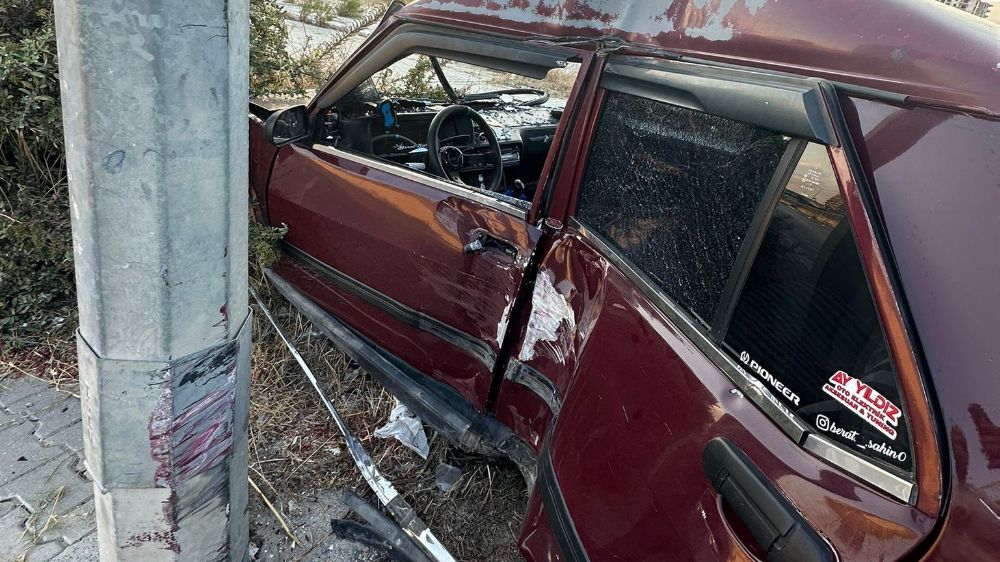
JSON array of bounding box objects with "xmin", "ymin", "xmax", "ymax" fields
[
  {"xmin": 711, "ymin": 138, "xmax": 808, "ymax": 340},
  {"xmin": 282, "ymin": 242, "xmax": 498, "ymax": 371},
  {"xmin": 539, "ymin": 438, "xmax": 591, "ymax": 562},
  {"xmin": 312, "ymin": 143, "xmax": 529, "ymax": 220},
  {"xmin": 568, "ymin": 218, "xmax": 914, "ymax": 503},
  {"xmin": 265, "ymin": 267, "xmax": 539, "ymax": 486},
  {"xmin": 504, "ymin": 359, "xmax": 562, "ymax": 416}
]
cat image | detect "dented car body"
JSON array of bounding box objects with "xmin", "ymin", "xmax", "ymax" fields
[{"xmin": 249, "ymin": 0, "xmax": 1000, "ymax": 560}]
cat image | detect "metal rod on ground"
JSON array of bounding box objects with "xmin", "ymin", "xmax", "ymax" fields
[
  {"xmin": 53, "ymin": 0, "xmax": 252, "ymax": 558},
  {"xmin": 250, "ymin": 287, "xmax": 457, "ymax": 562}
]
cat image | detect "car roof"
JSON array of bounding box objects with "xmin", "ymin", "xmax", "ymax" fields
[{"xmin": 396, "ymin": 0, "xmax": 1000, "ymax": 116}]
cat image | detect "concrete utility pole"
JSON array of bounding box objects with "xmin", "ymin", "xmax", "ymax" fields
[{"xmin": 53, "ymin": 0, "xmax": 251, "ymax": 559}]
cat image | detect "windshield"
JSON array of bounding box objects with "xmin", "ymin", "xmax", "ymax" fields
[{"xmin": 440, "ymin": 60, "xmax": 579, "ymax": 105}]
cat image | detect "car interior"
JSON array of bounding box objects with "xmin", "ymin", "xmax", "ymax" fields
[{"xmin": 318, "ymin": 54, "xmax": 580, "ymax": 209}]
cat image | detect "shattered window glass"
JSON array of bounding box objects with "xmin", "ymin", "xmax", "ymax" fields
[
  {"xmin": 724, "ymin": 143, "xmax": 912, "ymax": 474},
  {"xmin": 575, "ymin": 91, "xmax": 790, "ymax": 324}
]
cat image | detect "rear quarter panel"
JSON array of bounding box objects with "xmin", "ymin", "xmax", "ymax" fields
[
  {"xmin": 842, "ymin": 98, "xmax": 1000, "ymax": 559},
  {"xmin": 511, "ymin": 232, "xmax": 934, "ymax": 561}
]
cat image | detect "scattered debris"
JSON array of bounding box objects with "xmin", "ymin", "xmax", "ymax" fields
[
  {"xmin": 251, "ymin": 286, "xmax": 456, "ymax": 562},
  {"xmin": 374, "ymin": 399, "xmax": 430, "ymax": 459},
  {"xmin": 434, "ymin": 463, "xmax": 463, "ymax": 493}
]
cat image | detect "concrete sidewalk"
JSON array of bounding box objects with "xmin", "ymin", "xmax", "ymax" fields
[
  {"xmin": 0, "ymin": 371, "xmax": 381, "ymax": 562},
  {"xmin": 0, "ymin": 373, "xmax": 96, "ymax": 561}
]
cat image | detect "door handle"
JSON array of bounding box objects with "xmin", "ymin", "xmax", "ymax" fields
[
  {"xmin": 463, "ymin": 228, "xmax": 519, "ymax": 258},
  {"xmin": 702, "ymin": 438, "xmax": 834, "ymax": 562}
]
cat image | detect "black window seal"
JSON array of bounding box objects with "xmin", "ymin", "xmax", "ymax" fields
[
  {"xmin": 710, "ymin": 138, "xmax": 808, "ymax": 342},
  {"xmin": 601, "ymin": 56, "xmax": 837, "ymax": 145}
]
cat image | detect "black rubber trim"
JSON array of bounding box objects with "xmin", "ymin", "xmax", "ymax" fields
[
  {"xmin": 602, "ymin": 57, "xmax": 837, "ymax": 145},
  {"xmin": 282, "ymin": 242, "xmax": 497, "ymax": 370},
  {"xmin": 702, "ymin": 438, "xmax": 834, "ymax": 562},
  {"xmin": 539, "ymin": 438, "xmax": 590, "ymax": 562},
  {"xmin": 504, "ymin": 360, "xmax": 562, "ymax": 415},
  {"xmin": 711, "ymin": 138, "xmax": 807, "ymax": 341},
  {"xmin": 341, "ymin": 492, "xmax": 435, "ymax": 562},
  {"xmin": 265, "ymin": 267, "xmax": 538, "ymax": 486}
]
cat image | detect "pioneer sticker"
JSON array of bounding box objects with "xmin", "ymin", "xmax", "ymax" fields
[
  {"xmin": 738, "ymin": 351, "xmax": 801, "ymax": 406},
  {"xmin": 822, "ymin": 370, "xmax": 901, "ymax": 439}
]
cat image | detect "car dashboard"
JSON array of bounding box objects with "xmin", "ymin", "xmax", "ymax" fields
[{"xmin": 322, "ymin": 100, "xmax": 564, "ymax": 201}]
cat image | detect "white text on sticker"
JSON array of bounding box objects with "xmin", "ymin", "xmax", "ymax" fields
[{"xmin": 822, "ymin": 371, "xmax": 901, "ymax": 440}]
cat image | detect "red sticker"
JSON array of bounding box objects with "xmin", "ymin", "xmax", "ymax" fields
[{"xmin": 822, "ymin": 371, "xmax": 901, "ymax": 440}]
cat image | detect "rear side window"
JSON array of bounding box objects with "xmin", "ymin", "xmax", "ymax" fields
[
  {"xmin": 574, "ymin": 91, "xmax": 791, "ymax": 324},
  {"xmin": 724, "ymin": 143, "xmax": 912, "ymax": 473}
]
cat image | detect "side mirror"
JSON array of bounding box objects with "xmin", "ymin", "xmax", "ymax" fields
[{"xmin": 263, "ymin": 105, "xmax": 310, "ymax": 147}]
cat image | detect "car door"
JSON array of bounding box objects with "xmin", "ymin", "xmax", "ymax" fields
[
  {"xmin": 266, "ymin": 24, "xmax": 583, "ymax": 412},
  {"xmin": 500, "ymin": 56, "xmax": 943, "ymax": 561}
]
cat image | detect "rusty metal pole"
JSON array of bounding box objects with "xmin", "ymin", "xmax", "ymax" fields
[{"xmin": 53, "ymin": 0, "xmax": 251, "ymax": 558}]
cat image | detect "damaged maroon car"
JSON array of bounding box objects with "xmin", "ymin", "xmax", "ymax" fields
[{"xmin": 249, "ymin": 0, "xmax": 1000, "ymax": 560}]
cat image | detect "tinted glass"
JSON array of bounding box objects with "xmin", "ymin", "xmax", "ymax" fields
[
  {"xmin": 575, "ymin": 91, "xmax": 790, "ymax": 323},
  {"xmin": 725, "ymin": 143, "xmax": 912, "ymax": 473}
]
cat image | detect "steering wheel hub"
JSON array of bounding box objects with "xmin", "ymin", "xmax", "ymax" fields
[
  {"xmin": 427, "ymin": 105, "xmax": 504, "ymax": 192},
  {"xmin": 440, "ymin": 145, "xmax": 464, "ymax": 169}
]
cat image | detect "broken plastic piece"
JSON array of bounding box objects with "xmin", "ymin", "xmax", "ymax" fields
[
  {"xmin": 434, "ymin": 463, "xmax": 463, "ymax": 493},
  {"xmin": 374, "ymin": 400, "xmax": 430, "ymax": 459}
]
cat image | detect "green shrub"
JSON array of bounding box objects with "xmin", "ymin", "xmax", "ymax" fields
[
  {"xmin": 0, "ymin": 0, "xmax": 308, "ymax": 348},
  {"xmin": 0, "ymin": 2, "xmax": 75, "ymax": 348},
  {"xmin": 298, "ymin": 0, "xmax": 337, "ymax": 25},
  {"xmin": 375, "ymin": 55, "xmax": 450, "ymax": 100},
  {"xmin": 250, "ymin": 0, "xmax": 313, "ymax": 98},
  {"xmin": 337, "ymin": 0, "xmax": 364, "ymax": 18},
  {"xmin": 249, "ymin": 219, "xmax": 288, "ymax": 270}
]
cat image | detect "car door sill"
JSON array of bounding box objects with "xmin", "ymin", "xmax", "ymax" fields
[{"xmin": 265, "ymin": 267, "xmax": 538, "ymax": 488}]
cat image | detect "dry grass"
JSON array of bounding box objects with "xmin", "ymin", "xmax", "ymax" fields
[
  {"xmin": 0, "ymin": 336, "xmax": 79, "ymax": 397},
  {"xmin": 248, "ymin": 266, "xmax": 527, "ymax": 561}
]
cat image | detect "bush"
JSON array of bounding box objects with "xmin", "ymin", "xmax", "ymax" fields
[
  {"xmin": 337, "ymin": 0, "xmax": 363, "ymax": 18},
  {"xmin": 375, "ymin": 55, "xmax": 450, "ymax": 100},
  {"xmin": 0, "ymin": 1, "xmax": 75, "ymax": 348},
  {"xmin": 1, "ymin": 0, "xmax": 307, "ymax": 349},
  {"xmin": 298, "ymin": 0, "xmax": 337, "ymax": 25},
  {"xmin": 250, "ymin": 0, "xmax": 313, "ymax": 98}
]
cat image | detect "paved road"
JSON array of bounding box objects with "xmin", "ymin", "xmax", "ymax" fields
[{"xmin": 0, "ymin": 373, "xmax": 97, "ymax": 561}]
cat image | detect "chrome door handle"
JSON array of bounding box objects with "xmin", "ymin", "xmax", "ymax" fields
[{"xmin": 463, "ymin": 228, "xmax": 519, "ymax": 258}]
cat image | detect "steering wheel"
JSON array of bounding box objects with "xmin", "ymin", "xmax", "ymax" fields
[{"xmin": 427, "ymin": 105, "xmax": 503, "ymax": 192}]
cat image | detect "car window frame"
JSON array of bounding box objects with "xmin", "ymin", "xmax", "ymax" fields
[
  {"xmin": 304, "ymin": 23, "xmax": 583, "ymax": 220},
  {"xmin": 566, "ymin": 55, "xmax": 922, "ymax": 504}
]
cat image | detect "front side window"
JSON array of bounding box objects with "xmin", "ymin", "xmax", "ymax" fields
[
  {"xmin": 724, "ymin": 143, "xmax": 912, "ymax": 474},
  {"xmin": 574, "ymin": 91, "xmax": 791, "ymax": 324},
  {"xmin": 322, "ymin": 53, "xmax": 579, "ymax": 207}
]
